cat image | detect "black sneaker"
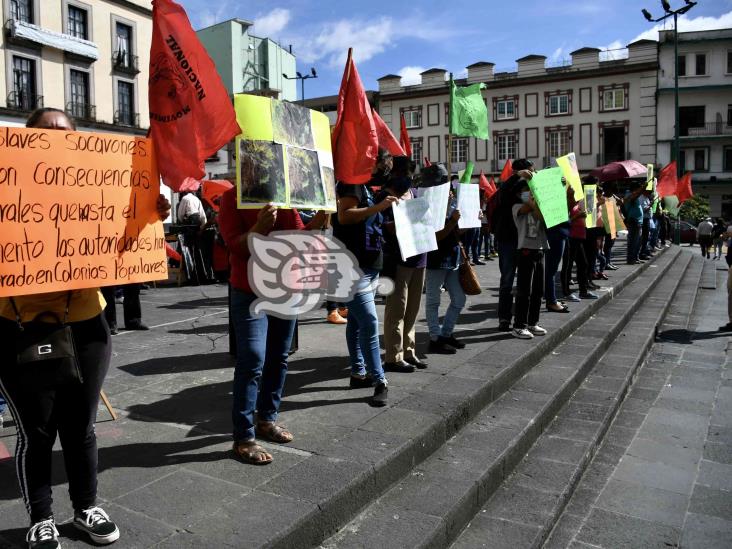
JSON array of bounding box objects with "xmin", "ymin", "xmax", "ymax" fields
[
  {"xmin": 27, "ymin": 518, "xmax": 60, "ymax": 549},
  {"xmin": 108, "ymin": 323, "xmax": 119, "ymax": 336},
  {"xmin": 428, "ymin": 338, "xmax": 457, "ymax": 354},
  {"xmin": 124, "ymin": 320, "xmax": 149, "ymax": 331},
  {"xmin": 349, "ymin": 375, "xmax": 373, "ymax": 389},
  {"xmin": 719, "ymin": 323, "xmax": 732, "ymax": 332},
  {"xmin": 370, "ymin": 383, "xmax": 388, "ymax": 407},
  {"xmin": 73, "ymin": 507, "xmax": 120, "ymax": 545},
  {"xmin": 442, "ymin": 335, "xmax": 465, "ymax": 349},
  {"xmin": 498, "ymin": 321, "xmax": 511, "ymax": 332},
  {"xmin": 383, "ymin": 361, "xmax": 416, "ymax": 373},
  {"xmin": 405, "ymin": 357, "xmax": 428, "ymax": 369}
]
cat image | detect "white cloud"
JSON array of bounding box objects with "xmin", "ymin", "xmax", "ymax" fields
[
  {"xmin": 600, "ymin": 40, "xmax": 627, "ymax": 61},
  {"xmin": 196, "ymin": 2, "xmax": 230, "ymax": 29},
  {"xmin": 550, "ymin": 47, "xmax": 564, "ymax": 63},
  {"xmin": 398, "ymin": 66, "xmax": 427, "ymax": 85},
  {"xmin": 253, "ymin": 8, "xmax": 291, "ymax": 38}
]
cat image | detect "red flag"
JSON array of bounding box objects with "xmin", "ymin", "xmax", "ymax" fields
[
  {"xmin": 656, "ymin": 161, "xmax": 678, "ymax": 198},
  {"xmin": 488, "ymin": 175, "xmax": 497, "ymax": 193},
  {"xmin": 149, "ymin": 0, "xmax": 240, "ymax": 192},
  {"xmin": 400, "ymin": 113, "xmax": 412, "ymax": 158},
  {"xmin": 676, "ymin": 172, "xmax": 694, "ymax": 204},
  {"xmin": 372, "ymin": 108, "xmax": 406, "ymax": 157},
  {"xmin": 423, "ymin": 157, "xmax": 432, "ymax": 167},
  {"xmin": 499, "ymin": 159, "xmax": 513, "ymax": 182},
  {"xmin": 332, "ymin": 49, "xmax": 378, "ymax": 184}
]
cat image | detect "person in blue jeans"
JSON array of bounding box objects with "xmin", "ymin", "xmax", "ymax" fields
[
  {"xmin": 624, "ymin": 183, "xmax": 645, "ymax": 264},
  {"xmin": 219, "ymin": 190, "xmax": 327, "ymax": 465},
  {"xmin": 0, "ymin": 394, "xmax": 6, "ymax": 428},
  {"xmin": 332, "ymin": 151, "xmax": 397, "ymax": 407},
  {"xmin": 426, "ymin": 206, "xmax": 466, "ymax": 354},
  {"xmin": 545, "ymin": 178, "xmax": 572, "ymax": 313}
]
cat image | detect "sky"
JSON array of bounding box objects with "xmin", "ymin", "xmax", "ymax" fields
[{"xmin": 178, "ymin": 0, "xmax": 732, "ymax": 100}]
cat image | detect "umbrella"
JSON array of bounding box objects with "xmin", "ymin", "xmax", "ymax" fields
[
  {"xmin": 590, "ymin": 160, "xmax": 647, "ymax": 182},
  {"xmin": 201, "ymin": 179, "xmax": 233, "ymax": 211}
]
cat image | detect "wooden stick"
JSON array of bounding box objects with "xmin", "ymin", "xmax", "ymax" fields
[{"xmin": 99, "ymin": 390, "xmax": 118, "ymax": 421}]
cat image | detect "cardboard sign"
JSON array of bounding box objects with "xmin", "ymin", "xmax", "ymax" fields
[
  {"xmin": 0, "ymin": 127, "xmax": 166, "ymax": 297},
  {"xmin": 456, "ymin": 183, "xmax": 481, "ymax": 228},
  {"xmin": 234, "ymin": 94, "xmax": 336, "ymax": 211},
  {"xmin": 584, "ymin": 184, "xmax": 597, "ymax": 228},
  {"xmin": 527, "ymin": 167, "xmax": 569, "ymax": 229},
  {"xmin": 391, "ymin": 197, "xmax": 438, "ymax": 261},
  {"xmin": 414, "ymin": 183, "xmax": 450, "ymax": 230},
  {"xmin": 556, "ymin": 152, "xmax": 583, "ymax": 203}
]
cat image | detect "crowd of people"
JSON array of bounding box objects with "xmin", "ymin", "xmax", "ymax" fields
[{"xmin": 0, "ymin": 108, "xmax": 726, "ymax": 549}]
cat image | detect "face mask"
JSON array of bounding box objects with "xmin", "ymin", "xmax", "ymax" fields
[{"xmin": 521, "ymin": 191, "xmax": 531, "ymax": 203}]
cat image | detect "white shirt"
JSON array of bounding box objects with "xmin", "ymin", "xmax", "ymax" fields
[
  {"xmin": 177, "ymin": 194, "xmax": 207, "ymax": 225},
  {"xmin": 697, "ymin": 220, "xmax": 713, "ymax": 236}
]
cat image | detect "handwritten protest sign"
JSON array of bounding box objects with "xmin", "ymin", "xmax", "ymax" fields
[
  {"xmin": 391, "ymin": 197, "xmax": 438, "ymax": 261},
  {"xmin": 234, "ymin": 94, "xmax": 336, "ymax": 211},
  {"xmin": 556, "ymin": 152, "xmax": 583, "ymax": 202},
  {"xmin": 602, "ymin": 197, "xmax": 617, "ymax": 238},
  {"xmin": 527, "ymin": 167, "xmax": 569, "ymax": 229},
  {"xmin": 414, "ymin": 183, "xmax": 450, "ymax": 230},
  {"xmin": 0, "ymin": 127, "xmax": 166, "ymax": 297},
  {"xmin": 584, "ymin": 184, "xmax": 597, "ymax": 228},
  {"xmin": 456, "ymin": 183, "xmax": 481, "ymax": 228},
  {"xmin": 646, "ymin": 164, "xmax": 654, "ymax": 191}
]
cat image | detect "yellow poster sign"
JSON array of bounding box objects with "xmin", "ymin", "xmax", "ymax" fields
[{"xmin": 556, "ymin": 152, "xmax": 583, "ymax": 202}]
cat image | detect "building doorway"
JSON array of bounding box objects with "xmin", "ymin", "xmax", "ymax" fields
[{"xmin": 602, "ymin": 126, "xmax": 626, "ymax": 164}]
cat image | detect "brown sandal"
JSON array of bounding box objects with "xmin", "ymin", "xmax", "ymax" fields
[
  {"xmin": 232, "ymin": 441, "xmax": 273, "ymax": 465},
  {"xmin": 255, "ymin": 422, "xmax": 293, "ymax": 444}
]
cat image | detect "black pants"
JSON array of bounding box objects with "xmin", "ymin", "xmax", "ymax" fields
[
  {"xmin": 584, "ymin": 228, "xmax": 603, "ymax": 276},
  {"xmin": 641, "ymin": 217, "xmax": 650, "ymax": 257},
  {"xmin": 562, "ymin": 238, "xmax": 589, "ymax": 295},
  {"xmin": 514, "ymin": 249, "xmax": 544, "ymax": 329},
  {"xmin": 0, "ymin": 314, "xmax": 111, "ymax": 522},
  {"xmin": 102, "ymin": 284, "xmax": 141, "ymax": 328}
]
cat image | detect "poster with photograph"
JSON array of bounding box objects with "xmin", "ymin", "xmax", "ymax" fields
[{"xmin": 234, "ymin": 95, "xmax": 336, "ymax": 210}]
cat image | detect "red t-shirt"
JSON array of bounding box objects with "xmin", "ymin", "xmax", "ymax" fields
[
  {"xmin": 218, "ymin": 189, "xmax": 305, "ymax": 293},
  {"xmin": 569, "ymin": 204, "xmax": 587, "ymax": 240}
]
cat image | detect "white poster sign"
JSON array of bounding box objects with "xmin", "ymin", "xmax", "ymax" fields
[{"xmin": 392, "ymin": 197, "xmax": 439, "ymax": 261}]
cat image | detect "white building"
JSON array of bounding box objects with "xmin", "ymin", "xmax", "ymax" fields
[
  {"xmin": 656, "ymin": 28, "xmax": 732, "ymax": 218},
  {"xmin": 376, "ymin": 40, "xmax": 658, "ymax": 176}
]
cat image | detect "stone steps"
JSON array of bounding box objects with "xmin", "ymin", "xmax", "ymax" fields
[
  {"xmin": 316, "ymin": 247, "xmax": 684, "ymax": 549},
  {"xmin": 700, "ymin": 258, "xmax": 718, "ymax": 290}
]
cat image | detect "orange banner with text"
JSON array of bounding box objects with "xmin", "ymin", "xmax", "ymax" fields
[{"xmin": 0, "ymin": 127, "xmax": 167, "ymax": 297}]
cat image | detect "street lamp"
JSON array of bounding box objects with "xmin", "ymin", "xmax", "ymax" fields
[
  {"xmin": 641, "ymin": 0, "xmax": 696, "ymax": 244},
  {"xmin": 282, "ymin": 67, "xmax": 318, "ymax": 103}
]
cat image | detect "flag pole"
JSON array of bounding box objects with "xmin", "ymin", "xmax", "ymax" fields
[{"xmin": 447, "ymin": 73, "xmax": 453, "ymax": 178}]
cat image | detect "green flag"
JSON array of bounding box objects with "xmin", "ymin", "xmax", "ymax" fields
[
  {"xmin": 460, "ymin": 161, "xmax": 475, "ymax": 183},
  {"xmin": 450, "ymin": 80, "xmax": 489, "ymax": 140}
]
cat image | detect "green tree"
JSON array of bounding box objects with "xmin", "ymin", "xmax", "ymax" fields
[{"xmin": 679, "ymin": 195, "xmax": 710, "ymax": 224}]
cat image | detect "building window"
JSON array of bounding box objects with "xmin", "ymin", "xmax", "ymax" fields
[
  {"xmin": 727, "ymin": 51, "xmax": 732, "ymax": 74},
  {"xmin": 116, "ymin": 81, "xmax": 135, "ymax": 126},
  {"xmin": 67, "ymin": 5, "xmax": 88, "ymax": 40},
  {"xmin": 695, "ymin": 53, "xmax": 706, "ymax": 76},
  {"xmin": 448, "ymin": 137, "xmax": 468, "ymax": 163},
  {"xmin": 115, "ymin": 22, "xmax": 133, "ymax": 67},
  {"xmin": 410, "ymin": 138, "xmax": 423, "ymax": 167},
  {"xmin": 602, "ymin": 88, "xmax": 625, "ymax": 111},
  {"xmin": 69, "ymin": 69, "xmax": 90, "ymax": 119},
  {"xmin": 11, "ymin": 56, "xmax": 38, "ymax": 111},
  {"xmin": 547, "ymin": 93, "xmax": 570, "ymax": 116},
  {"xmin": 728, "ymin": 104, "xmax": 732, "ymax": 127},
  {"xmin": 401, "ymin": 108, "xmax": 421, "ymax": 129},
  {"xmin": 680, "ymin": 148, "xmax": 708, "ymax": 172},
  {"xmin": 548, "ymin": 130, "xmax": 570, "ymax": 158},
  {"xmin": 496, "ymin": 134, "xmax": 517, "ymax": 161},
  {"xmin": 724, "ymin": 147, "xmax": 732, "ymax": 171},
  {"xmin": 496, "ymin": 99, "xmax": 515, "ymax": 120},
  {"xmin": 678, "ymin": 55, "xmax": 686, "ymax": 77},
  {"xmin": 10, "ymin": 0, "xmax": 33, "ymax": 23}
]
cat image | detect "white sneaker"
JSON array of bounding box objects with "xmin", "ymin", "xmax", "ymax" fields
[
  {"xmin": 73, "ymin": 506, "xmax": 120, "ymax": 545},
  {"xmin": 528, "ymin": 325, "xmax": 547, "ymax": 336},
  {"xmin": 512, "ymin": 328, "xmax": 534, "ymax": 339},
  {"xmin": 27, "ymin": 518, "xmax": 60, "ymax": 549}
]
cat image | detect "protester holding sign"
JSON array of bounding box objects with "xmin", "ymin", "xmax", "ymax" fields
[
  {"xmin": 545, "ymin": 178, "xmax": 572, "ymax": 314},
  {"xmin": 624, "ymin": 182, "xmax": 645, "ymax": 264},
  {"xmin": 0, "ymin": 108, "xmax": 171, "ymax": 549}
]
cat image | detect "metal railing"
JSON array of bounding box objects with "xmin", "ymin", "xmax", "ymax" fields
[
  {"xmin": 114, "ymin": 109, "xmax": 139, "ymax": 127},
  {"xmin": 66, "ymin": 101, "xmax": 96, "ymax": 121},
  {"xmin": 6, "ymin": 90, "xmax": 42, "ymax": 111},
  {"xmin": 683, "ymin": 122, "xmax": 732, "ymax": 137},
  {"xmin": 112, "ymin": 51, "xmax": 139, "ymax": 74}
]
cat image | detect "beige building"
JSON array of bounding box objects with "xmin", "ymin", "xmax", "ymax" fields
[
  {"xmin": 0, "ymin": 0, "xmax": 151, "ymax": 134},
  {"xmin": 376, "ymin": 40, "xmax": 658, "ymax": 177}
]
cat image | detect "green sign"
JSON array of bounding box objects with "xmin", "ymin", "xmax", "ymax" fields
[{"xmin": 527, "ymin": 167, "xmax": 569, "ymax": 229}]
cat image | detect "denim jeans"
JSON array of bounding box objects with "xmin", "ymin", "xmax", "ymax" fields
[
  {"xmin": 425, "ymin": 268, "xmax": 466, "ymax": 339},
  {"xmin": 231, "ymin": 289, "xmax": 296, "ymax": 442},
  {"xmin": 603, "ymin": 236, "xmax": 615, "ymax": 265},
  {"xmin": 497, "ymin": 240, "xmax": 518, "ymax": 323},
  {"xmin": 0, "ymin": 394, "xmax": 5, "ymax": 414},
  {"xmin": 544, "ymin": 231, "xmax": 566, "ymax": 305},
  {"xmin": 627, "ymin": 219, "xmax": 641, "ymax": 262},
  {"xmin": 462, "ymin": 229, "xmax": 479, "ymax": 262},
  {"xmin": 346, "ymin": 269, "xmax": 386, "ymax": 384}
]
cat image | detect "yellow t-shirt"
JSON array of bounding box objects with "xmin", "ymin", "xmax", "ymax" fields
[{"xmin": 0, "ymin": 288, "xmax": 106, "ymax": 324}]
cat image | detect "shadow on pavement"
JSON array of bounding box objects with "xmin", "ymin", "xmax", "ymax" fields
[{"xmin": 119, "ymin": 352, "xmax": 234, "ymax": 376}]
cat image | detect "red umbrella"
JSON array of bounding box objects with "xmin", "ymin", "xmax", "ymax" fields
[
  {"xmin": 201, "ymin": 179, "xmax": 233, "ymax": 211},
  {"xmin": 590, "ymin": 160, "xmax": 647, "ymax": 182}
]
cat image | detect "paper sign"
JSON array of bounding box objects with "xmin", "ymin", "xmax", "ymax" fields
[
  {"xmin": 601, "ymin": 198, "xmax": 617, "ymax": 238},
  {"xmin": 391, "ymin": 197, "xmax": 438, "ymax": 261},
  {"xmin": 0, "ymin": 127, "xmax": 166, "ymax": 297},
  {"xmin": 556, "ymin": 152, "xmax": 583, "ymax": 202},
  {"xmin": 456, "ymin": 183, "xmax": 481, "ymax": 228},
  {"xmin": 234, "ymin": 94, "xmax": 335, "ymax": 211},
  {"xmin": 646, "ymin": 164, "xmax": 654, "ymax": 190},
  {"xmin": 414, "ymin": 183, "xmax": 450, "ymax": 230},
  {"xmin": 584, "ymin": 184, "xmax": 597, "ymax": 228},
  {"xmin": 527, "ymin": 167, "xmax": 570, "ymax": 229}
]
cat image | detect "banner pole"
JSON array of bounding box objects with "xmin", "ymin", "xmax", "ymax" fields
[{"xmin": 447, "ymin": 73, "xmax": 453, "ymax": 178}]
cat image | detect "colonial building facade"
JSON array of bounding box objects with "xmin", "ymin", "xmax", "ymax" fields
[
  {"xmin": 656, "ymin": 28, "xmax": 732, "ymax": 218},
  {"xmin": 376, "ymin": 40, "xmax": 658, "ymax": 177},
  {"xmin": 0, "ymin": 0, "xmax": 151, "ymax": 134}
]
